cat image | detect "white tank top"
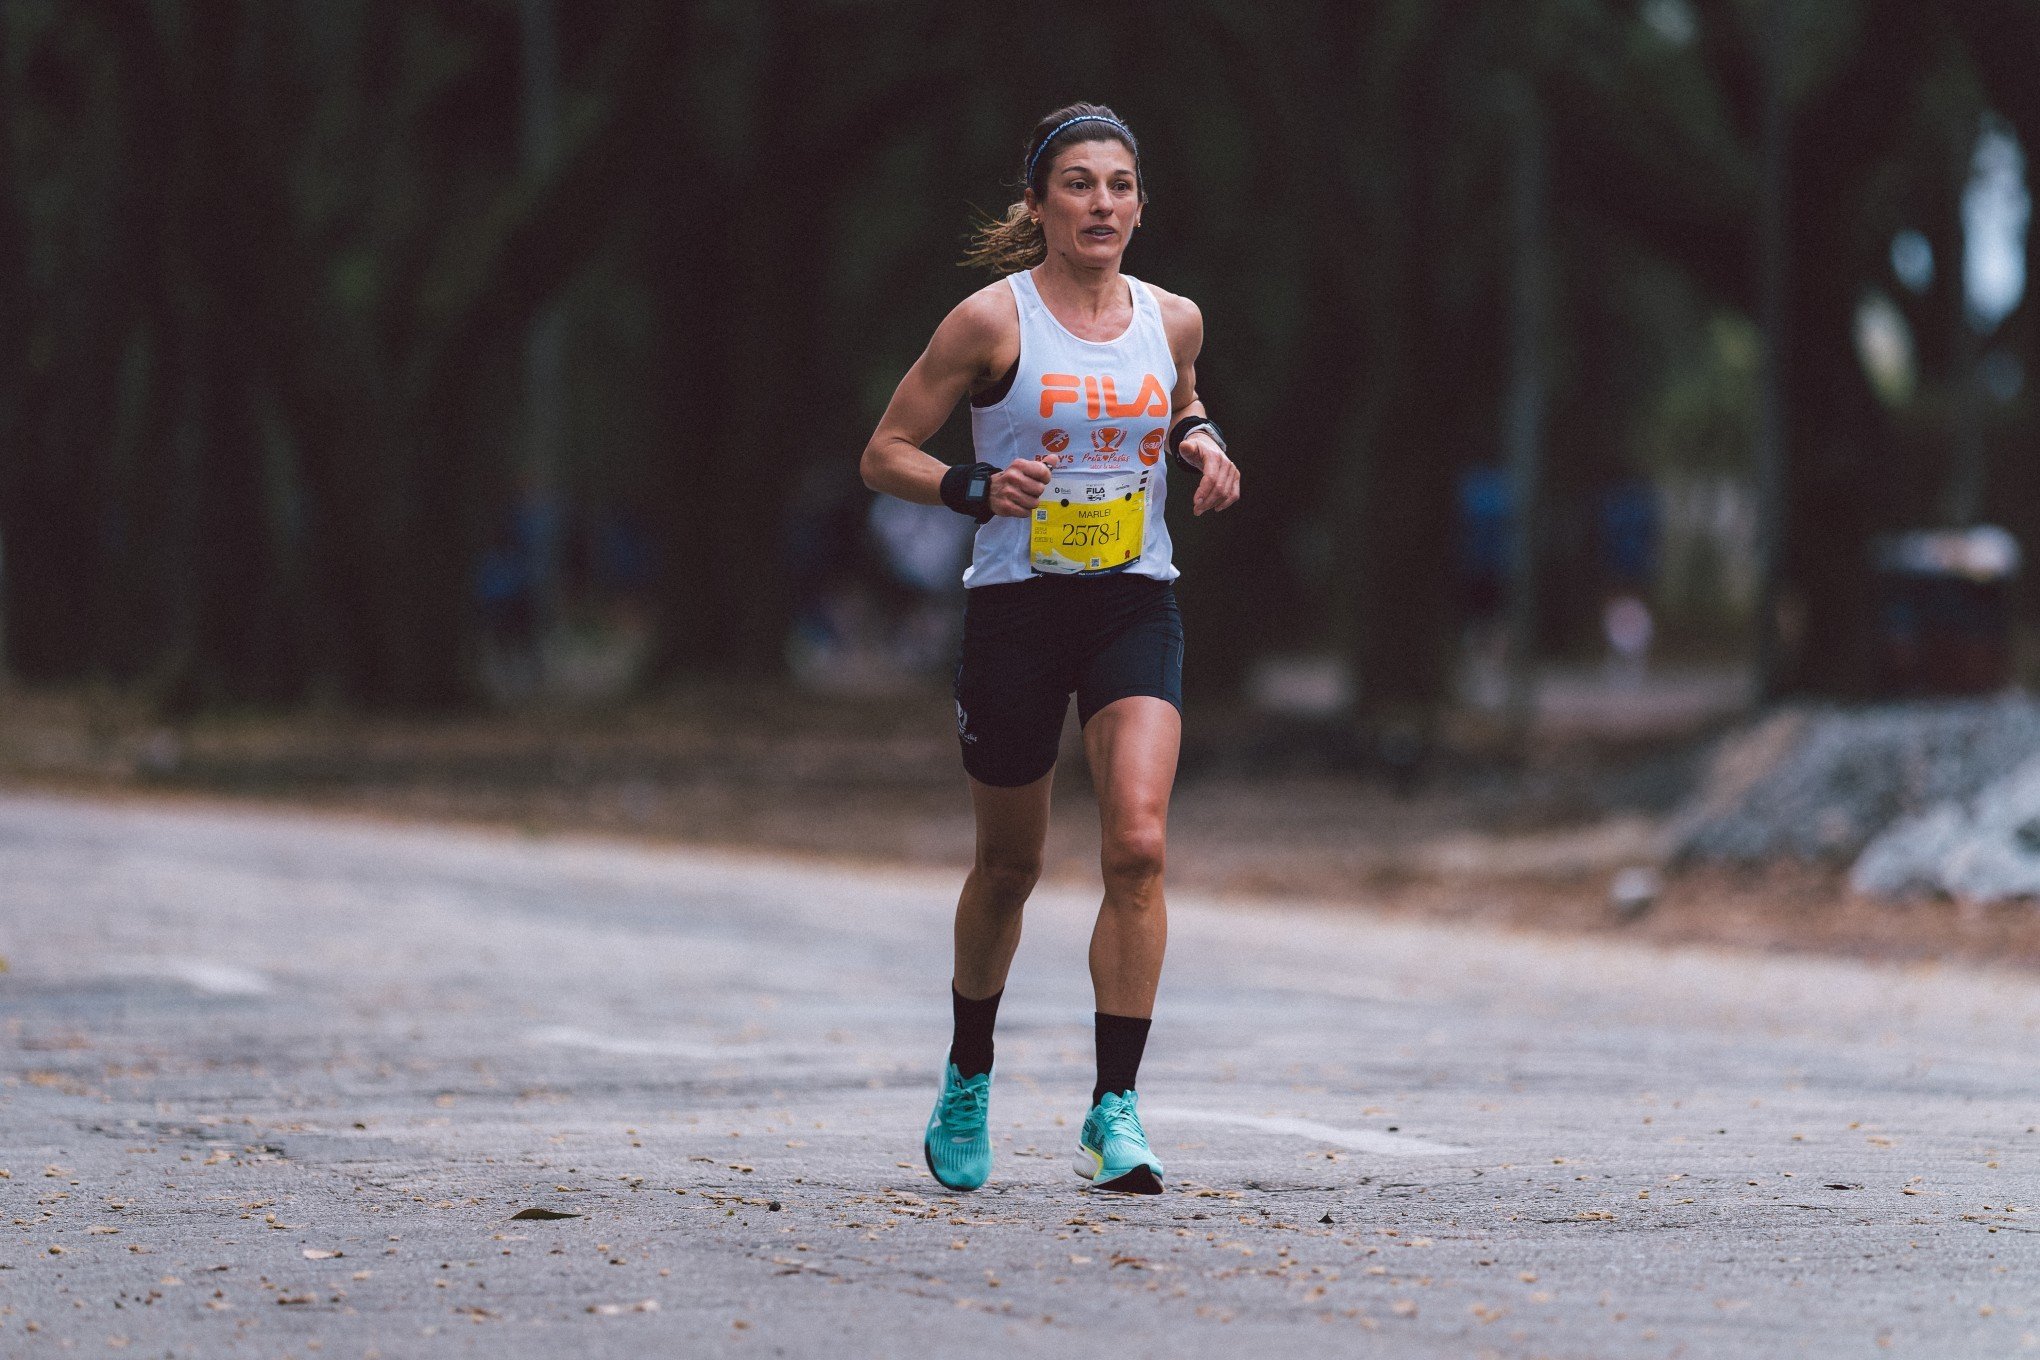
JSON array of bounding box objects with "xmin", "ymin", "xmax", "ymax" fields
[{"xmin": 963, "ymin": 270, "xmax": 1180, "ymax": 587}]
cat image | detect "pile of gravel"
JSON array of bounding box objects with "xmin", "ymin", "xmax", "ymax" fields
[
  {"xmin": 1851, "ymin": 755, "xmax": 2040, "ymax": 901},
  {"xmin": 1671, "ymin": 695, "xmax": 2040, "ymax": 871}
]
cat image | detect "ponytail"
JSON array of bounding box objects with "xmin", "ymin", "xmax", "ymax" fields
[{"xmin": 963, "ymin": 201, "xmax": 1046, "ymax": 274}]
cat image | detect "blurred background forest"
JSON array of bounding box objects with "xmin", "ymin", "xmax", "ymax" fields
[{"xmin": 0, "ymin": 0, "xmax": 2034, "ymax": 725}]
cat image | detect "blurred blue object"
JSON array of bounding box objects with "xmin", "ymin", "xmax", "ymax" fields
[
  {"xmin": 1598, "ymin": 481, "xmax": 1658, "ymax": 591},
  {"xmin": 1457, "ymin": 466, "xmax": 1509, "ymax": 619}
]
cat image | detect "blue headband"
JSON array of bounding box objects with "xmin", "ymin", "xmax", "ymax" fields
[{"xmin": 1026, "ymin": 115, "xmax": 1135, "ymax": 186}]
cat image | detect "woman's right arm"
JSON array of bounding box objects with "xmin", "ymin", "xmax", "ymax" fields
[{"xmin": 860, "ymin": 292, "xmax": 1050, "ymax": 515}]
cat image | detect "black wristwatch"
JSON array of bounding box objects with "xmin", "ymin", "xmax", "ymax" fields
[
  {"xmin": 1167, "ymin": 417, "xmax": 1226, "ymax": 475},
  {"xmin": 940, "ymin": 461, "xmax": 998, "ymax": 524}
]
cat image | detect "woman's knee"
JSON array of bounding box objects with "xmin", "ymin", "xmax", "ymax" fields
[
  {"xmin": 1100, "ymin": 822, "xmax": 1166, "ymax": 893},
  {"xmin": 972, "ymin": 847, "xmax": 1042, "ymax": 906}
]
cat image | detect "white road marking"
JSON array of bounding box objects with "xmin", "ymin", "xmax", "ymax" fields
[
  {"xmin": 526, "ymin": 1025, "xmax": 728, "ymax": 1061},
  {"xmin": 1148, "ymin": 1107, "xmax": 1472, "ymax": 1157},
  {"xmin": 107, "ymin": 958, "xmax": 274, "ymax": 997}
]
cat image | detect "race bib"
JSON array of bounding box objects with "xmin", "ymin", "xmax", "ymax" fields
[{"xmin": 1030, "ymin": 468, "xmax": 1150, "ymax": 575}]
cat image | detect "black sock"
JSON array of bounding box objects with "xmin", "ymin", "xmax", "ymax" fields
[
  {"xmin": 1093, "ymin": 1011, "xmax": 1152, "ymax": 1105},
  {"xmin": 949, "ymin": 984, "xmax": 1002, "ymax": 1079}
]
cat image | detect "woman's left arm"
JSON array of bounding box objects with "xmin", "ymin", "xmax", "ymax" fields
[{"xmin": 1157, "ymin": 291, "xmax": 1241, "ymax": 516}]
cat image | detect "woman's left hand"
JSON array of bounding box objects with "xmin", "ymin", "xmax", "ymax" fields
[{"xmin": 1180, "ymin": 432, "xmax": 1240, "ymax": 516}]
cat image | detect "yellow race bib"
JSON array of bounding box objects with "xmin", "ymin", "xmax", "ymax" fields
[{"xmin": 1031, "ymin": 469, "xmax": 1150, "ymax": 575}]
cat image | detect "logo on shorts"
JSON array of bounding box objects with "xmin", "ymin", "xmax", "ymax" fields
[
  {"xmin": 1092, "ymin": 426, "xmax": 1126, "ymax": 455},
  {"xmin": 1138, "ymin": 428, "xmax": 1163, "ymax": 465},
  {"xmin": 1042, "ymin": 429, "xmax": 1069, "ymax": 454},
  {"xmin": 955, "ymin": 700, "xmax": 977, "ymax": 745}
]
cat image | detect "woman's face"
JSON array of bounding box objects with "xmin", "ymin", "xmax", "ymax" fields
[{"xmin": 1027, "ymin": 138, "xmax": 1141, "ymax": 268}]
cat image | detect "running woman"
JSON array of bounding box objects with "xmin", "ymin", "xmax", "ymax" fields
[{"xmin": 860, "ymin": 103, "xmax": 1241, "ymax": 1194}]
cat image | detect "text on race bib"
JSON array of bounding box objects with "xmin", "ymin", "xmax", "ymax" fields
[{"xmin": 1030, "ymin": 469, "xmax": 1150, "ymax": 576}]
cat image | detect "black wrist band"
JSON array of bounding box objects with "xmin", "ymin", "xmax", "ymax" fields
[
  {"xmin": 940, "ymin": 461, "xmax": 998, "ymax": 524},
  {"xmin": 1167, "ymin": 417, "xmax": 1225, "ymax": 476}
]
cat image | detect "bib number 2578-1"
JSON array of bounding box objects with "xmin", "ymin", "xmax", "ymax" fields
[{"xmin": 1030, "ymin": 469, "xmax": 1150, "ymax": 576}]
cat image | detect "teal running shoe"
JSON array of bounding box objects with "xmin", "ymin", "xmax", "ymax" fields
[
  {"xmin": 1074, "ymin": 1090, "xmax": 1164, "ymax": 1194},
  {"xmin": 923, "ymin": 1062, "xmax": 993, "ymax": 1191}
]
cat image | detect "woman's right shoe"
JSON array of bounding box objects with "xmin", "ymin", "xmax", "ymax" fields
[{"xmin": 923, "ymin": 1061, "xmax": 993, "ymax": 1191}]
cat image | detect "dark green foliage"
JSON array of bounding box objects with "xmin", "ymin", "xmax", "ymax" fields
[{"xmin": 0, "ymin": 0, "xmax": 2032, "ymax": 710}]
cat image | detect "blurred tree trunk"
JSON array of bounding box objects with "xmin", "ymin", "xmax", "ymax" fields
[
  {"xmin": 1750, "ymin": 0, "xmax": 1791, "ymax": 699},
  {"xmin": 646, "ymin": 5, "xmax": 805, "ymax": 679},
  {"xmin": 647, "ymin": 0, "xmax": 923, "ymax": 680},
  {"xmin": 1500, "ymin": 70, "xmax": 1550, "ymax": 732},
  {"xmin": 1773, "ymin": 0, "xmax": 1942, "ymax": 697},
  {"xmin": 0, "ymin": 10, "xmax": 27, "ymax": 681},
  {"xmin": 1251, "ymin": 0, "xmax": 1455, "ymax": 723},
  {"xmin": 519, "ymin": 0, "xmax": 567, "ymax": 672},
  {"xmin": 1352, "ymin": 2, "xmax": 1480, "ymax": 724}
]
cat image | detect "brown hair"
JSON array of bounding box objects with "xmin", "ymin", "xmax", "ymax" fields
[{"xmin": 963, "ymin": 102, "xmax": 1145, "ymax": 274}]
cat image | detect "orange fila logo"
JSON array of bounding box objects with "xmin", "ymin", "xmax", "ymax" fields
[
  {"xmin": 1042, "ymin": 429, "xmax": 1069, "ymax": 453},
  {"xmin": 1092, "ymin": 426, "xmax": 1126, "ymax": 454},
  {"xmin": 1138, "ymin": 428, "xmax": 1163, "ymax": 465},
  {"xmin": 1040, "ymin": 373, "xmax": 1170, "ymax": 420}
]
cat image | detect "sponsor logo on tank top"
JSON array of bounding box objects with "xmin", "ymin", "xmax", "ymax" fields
[
  {"xmin": 1074, "ymin": 424, "xmax": 1165, "ymax": 468},
  {"xmin": 1038, "ymin": 373, "xmax": 1170, "ymax": 420},
  {"xmin": 1042, "ymin": 429, "xmax": 1069, "ymax": 454}
]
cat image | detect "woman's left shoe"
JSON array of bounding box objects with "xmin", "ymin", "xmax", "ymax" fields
[{"xmin": 1074, "ymin": 1089, "xmax": 1164, "ymax": 1194}]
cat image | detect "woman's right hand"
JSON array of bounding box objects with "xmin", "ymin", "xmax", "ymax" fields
[{"xmin": 990, "ymin": 456, "xmax": 1058, "ymax": 516}]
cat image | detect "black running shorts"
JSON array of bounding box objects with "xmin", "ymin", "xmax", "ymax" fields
[{"xmin": 952, "ymin": 574, "xmax": 1184, "ymax": 787}]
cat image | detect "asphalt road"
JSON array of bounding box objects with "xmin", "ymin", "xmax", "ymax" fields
[{"xmin": 1, "ymin": 791, "xmax": 2037, "ymax": 1358}]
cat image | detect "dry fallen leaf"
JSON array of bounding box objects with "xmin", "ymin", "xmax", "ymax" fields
[
  {"xmin": 302, "ymin": 1249, "xmax": 342, "ymax": 1260},
  {"xmin": 510, "ymin": 1208, "xmax": 581, "ymax": 1221}
]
